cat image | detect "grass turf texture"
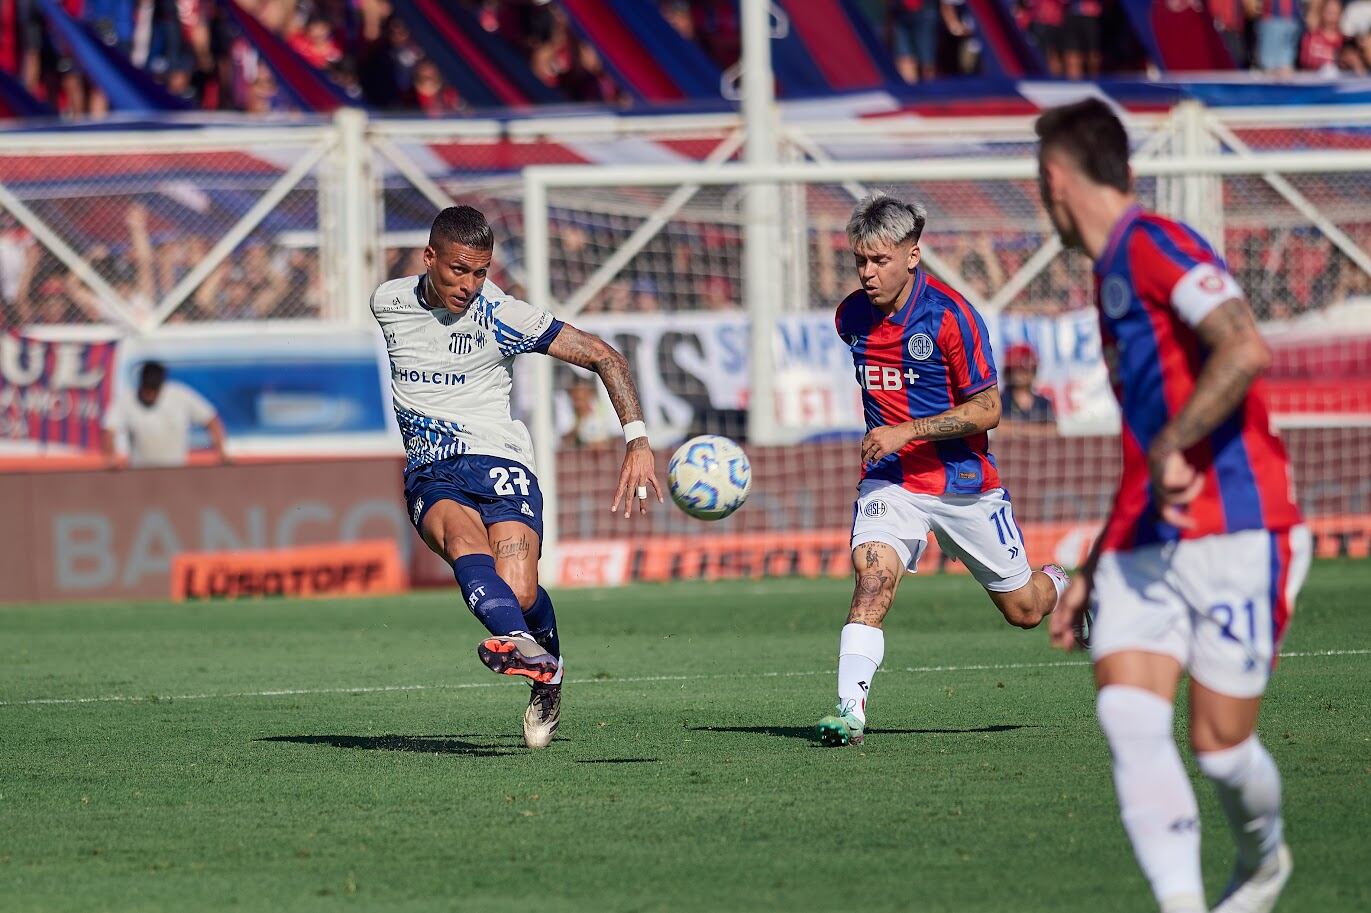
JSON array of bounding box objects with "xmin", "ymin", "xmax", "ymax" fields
[{"xmin": 2, "ymin": 561, "xmax": 1369, "ymax": 913}]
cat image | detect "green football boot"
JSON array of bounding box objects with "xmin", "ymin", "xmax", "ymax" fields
[{"xmin": 816, "ymin": 701, "xmax": 865, "ymax": 747}]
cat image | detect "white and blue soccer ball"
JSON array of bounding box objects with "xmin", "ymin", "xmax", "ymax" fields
[{"xmin": 667, "ymin": 434, "xmax": 751, "ymax": 521}]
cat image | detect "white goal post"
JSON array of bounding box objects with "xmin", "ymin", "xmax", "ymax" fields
[{"xmin": 522, "ymin": 149, "xmax": 1371, "ymax": 582}]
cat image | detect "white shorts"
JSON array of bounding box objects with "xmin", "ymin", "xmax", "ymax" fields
[
  {"xmin": 850, "ymin": 480, "xmax": 1033, "ymax": 593},
  {"xmin": 1090, "ymin": 526, "xmax": 1312, "ymax": 699}
]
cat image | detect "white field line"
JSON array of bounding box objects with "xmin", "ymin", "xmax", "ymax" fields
[{"xmin": 1, "ymin": 649, "xmax": 1367, "ymax": 709}]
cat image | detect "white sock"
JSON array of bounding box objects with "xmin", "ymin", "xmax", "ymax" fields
[
  {"xmin": 837, "ymin": 623, "xmax": 883, "ymax": 724},
  {"xmin": 1097, "ymin": 685, "xmax": 1204, "ymax": 908},
  {"xmin": 1196, "ymin": 736, "xmax": 1283, "ymax": 872}
]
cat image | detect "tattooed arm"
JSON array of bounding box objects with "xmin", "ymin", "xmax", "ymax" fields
[
  {"xmin": 860, "ymin": 387, "xmax": 1002, "ymax": 465},
  {"xmin": 546, "ymin": 324, "xmax": 663, "ymax": 515},
  {"xmin": 1147, "ymin": 297, "xmax": 1271, "ymax": 527}
]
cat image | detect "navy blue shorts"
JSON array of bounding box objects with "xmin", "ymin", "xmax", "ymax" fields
[{"xmin": 404, "ymin": 455, "xmax": 544, "ymax": 540}]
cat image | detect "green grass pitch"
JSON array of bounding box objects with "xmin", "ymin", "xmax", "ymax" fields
[{"xmin": 3, "ymin": 561, "xmax": 1369, "ymax": 912}]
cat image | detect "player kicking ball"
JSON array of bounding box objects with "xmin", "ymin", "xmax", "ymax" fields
[
  {"xmin": 1038, "ymin": 101, "xmax": 1310, "ymax": 913},
  {"xmin": 372, "ymin": 206, "xmax": 661, "ymax": 748},
  {"xmin": 816, "ymin": 193, "xmax": 1068, "ymax": 748}
]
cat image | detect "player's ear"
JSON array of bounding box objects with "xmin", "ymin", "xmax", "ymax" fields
[
  {"xmin": 908, "ymin": 242, "xmax": 921, "ymax": 272},
  {"xmin": 422, "ymin": 244, "xmax": 435, "ymax": 269}
]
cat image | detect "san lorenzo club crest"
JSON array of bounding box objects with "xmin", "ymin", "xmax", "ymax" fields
[
  {"xmin": 907, "ymin": 333, "xmax": 934, "ymax": 360},
  {"xmin": 1102, "ymin": 275, "xmax": 1131, "ymax": 319},
  {"xmin": 864, "ymin": 500, "xmax": 888, "ymax": 518}
]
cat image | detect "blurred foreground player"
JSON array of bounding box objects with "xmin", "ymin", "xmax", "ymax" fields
[
  {"xmin": 817, "ymin": 194, "xmax": 1068, "ymax": 747},
  {"xmin": 1038, "ymin": 100, "xmax": 1309, "ymax": 913},
  {"xmin": 372, "ymin": 206, "xmax": 662, "ymax": 748}
]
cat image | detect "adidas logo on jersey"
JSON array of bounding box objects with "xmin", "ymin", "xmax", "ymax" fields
[
  {"xmin": 520, "ymin": 502, "xmax": 534, "ymax": 518},
  {"xmin": 411, "ymin": 498, "xmax": 424, "ymax": 525}
]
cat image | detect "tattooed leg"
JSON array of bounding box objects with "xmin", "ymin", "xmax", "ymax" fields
[
  {"xmin": 834, "ymin": 540, "xmax": 906, "ymax": 728},
  {"xmin": 848, "ymin": 541, "xmax": 905, "ymax": 628}
]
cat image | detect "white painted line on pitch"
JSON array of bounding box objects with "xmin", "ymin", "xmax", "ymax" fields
[{"xmin": 1, "ymin": 648, "xmax": 1367, "ymax": 709}]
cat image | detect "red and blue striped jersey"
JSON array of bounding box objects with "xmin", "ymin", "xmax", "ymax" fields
[
  {"xmin": 836, "ymin": 268, "xmax": 1001, "ymax": 495},
  {"xmin": 1094, "ymin": 206, "xmax": 1301, "ymax": 553}
]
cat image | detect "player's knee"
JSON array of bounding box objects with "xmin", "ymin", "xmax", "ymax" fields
[
  {"xmin": 994, "ymin": 594, "xmax": 1043, "ymax": 629},
  {"xmin": 436, "ymin": 533, "xmax": 488, "ymax": 564},
  {"xmin": 1188, "ymin": 715, "xmax": 1254, "ymax": 755},
  {"xmin": 511, "ymin": 581, "xmax": 539, "ymax": 612}
]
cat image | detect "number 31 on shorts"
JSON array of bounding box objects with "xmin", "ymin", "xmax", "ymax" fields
[{"xmin": 489, "ymin": 465, "xmax": 531, "ymax": 496}]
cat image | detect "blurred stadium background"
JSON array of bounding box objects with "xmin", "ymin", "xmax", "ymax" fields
[{"xmin": 3, "ymin": 0, "xmax": 1371, "ymax": 604}]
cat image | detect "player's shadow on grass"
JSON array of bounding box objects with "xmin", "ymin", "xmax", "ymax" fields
[
  {"xmin": 688, "ymin": 724, "xmax": 1031, "ymax": 741},
  {"xmin": 257, "ymin": 734, "xmax": 521, "ymax": 757}
]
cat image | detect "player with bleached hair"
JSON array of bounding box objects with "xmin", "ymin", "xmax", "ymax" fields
[
  {"xmin": 1038, "ymin": 99, "xmax": 1309, "ymax": 913},
  {"xmin": 371, "ymin": 205, "xmax": 662, "ymax": 749},
  {"xmin": 816, "ymin": 192, "xmax": 1069, "ymax": 747}
]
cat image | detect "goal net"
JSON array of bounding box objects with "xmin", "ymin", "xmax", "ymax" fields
[{"xmin": 522, "ymin": 124, "xmax": 1371, "ymax": 587}]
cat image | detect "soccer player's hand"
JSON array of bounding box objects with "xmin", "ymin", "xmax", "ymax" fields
[
  {"xmin": 861, "ymin": 423, "xmax": 914, "ymax": 465},
  {"xmin": 1149, "ymin": 447, "xmax": 1203, "ymax": 529},
  {"xmin": 611, "ymin": 440, "xmax": 663, "ymax": 518},
  {"xmin": 1049, "ymin": 573, "xmax": 1091, "ymax": 651}
]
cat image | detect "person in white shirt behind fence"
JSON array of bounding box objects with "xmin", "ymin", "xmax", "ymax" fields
[{"xmin": 101, "ymin": 361, "xmax": 227, "ymax": 469}]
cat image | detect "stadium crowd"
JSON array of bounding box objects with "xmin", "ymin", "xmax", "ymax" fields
[
  {"xmin": 3, "ymin": 203, "xmax": 1368, "ymax": 326},
  {"xmin": 6, "ymin": 0, "xmax": 1371, "ymax": 118}
]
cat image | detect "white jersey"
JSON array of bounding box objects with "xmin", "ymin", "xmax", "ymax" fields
[
  {"xmin": 101, "ymin": 380, "xmax": 217, "ymax": 468},
  {"xmin": 371, "ymin": 275, "xmax": 563, "ymax": 473}
]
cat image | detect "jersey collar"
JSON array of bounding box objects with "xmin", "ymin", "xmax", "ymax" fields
[
  {"xmin": 882, "ymin": 267, "xmax": 926, "ymax": 325},
  {"xmin": 1095, "ymin": 204, "xmax": 1143, "ymax": 276}
]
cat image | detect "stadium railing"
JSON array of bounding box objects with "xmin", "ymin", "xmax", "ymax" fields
[{"xmin": 2, "ymin": 104, "xmax": 1369, "ymax": 594}]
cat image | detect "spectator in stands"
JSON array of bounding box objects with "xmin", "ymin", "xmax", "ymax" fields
[
  {"xmin": 946, "ymin": 233, "xmax": 1005, "ymax": 300},
  {"xmin": 65, "ymin": 203, "xmax": 157, "ymax": 324},
  {"xmin": 1210, "ymin": 0, "xmax": 1254, "ymax": 68},
  {"xmin": 699, "ymin": 276, "xmax": 737, "ymax": 311},
  {"xmin": 561, "ymin": 377, "xmax": 616, "ymax": 450},
  {"xmin": 1302, "ymin": 0, "xmax": 1346, "ymax": 72},
  {"xmin": 942, "ymin": 0, "xmax": 982, "ymax": 74},
  {"xmin": 288, "ymin": 15, "xmax": 343, "ymax": 70},
  {"xmin": 0, "ymin": 213, "xmax": 39, "ymax": 327},
  {"xmin": 1343, "ymin": 0, "xmax": 1371, "ymax": 69},
  {"xmin": 1024, "ymin": 0, "xmax": 1068, "ymax": 76},
  {"xmin": 690, "ymin": 0, "xmax": 741, "ymax": 68},
  {"xmin": 410, "ymin": 58, "xmax": 463, "ymax": 116},
  {"xmin": 1256, "ymin": 0, "xmax": 1303, "ymax": 75},
  {"xmin": 102, "ymin": 361, "xmax": 227, "ymax": 468},
  {"xmin": 889, "ymin": 0, "xmax": 942, "ymax": 83},
  {"xmin": 661, "ymin": 0, "xmax": 695, "ymax": 41},
  {"xmin": 28, "ymin": 275, "xmax": 76, "ymax": 325},
  {"xmin": 1000, "ymin": 343, "xmax": 1056, "ymax": 426},
  {"xmin": 1063, "ymin": 0, "xmax": 1104, "ymax": 78},
  {"xmin": 632, "ymin": 278, "xmax": 662, "ymax": 313},
  {"xmin": 561, "ymin": 42, "xmax": 622, "ymax": 106},
  {"xmin": 359, "ymin": 13, "xmax": 422, "ymax": 109}
]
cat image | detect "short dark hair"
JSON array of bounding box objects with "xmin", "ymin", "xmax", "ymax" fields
[
  {"xmin": 429, "ymin": 205, "xmax": 494, "ymax": 251},
  {"xmin": 1034, "ymin": 99, "xmax": 1131, "ymax": 193},
  {"xmin": 139, "ymin": 361, "xmax": 166, "ymax": 390}
]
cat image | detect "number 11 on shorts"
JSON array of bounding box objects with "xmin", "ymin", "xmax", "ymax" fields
[{"xmin": 989, "ymin": 505, "xmax": 1019, "ymax": 547}]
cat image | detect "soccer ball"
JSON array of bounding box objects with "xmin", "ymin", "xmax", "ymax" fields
[{"xmin": 667, "ymin": 435, "xmax": 751, "ymax": 521}]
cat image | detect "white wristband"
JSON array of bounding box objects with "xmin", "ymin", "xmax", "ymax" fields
[{"xmin": 623, "ymin": 420, "xmax": 648, "ymax": 444}]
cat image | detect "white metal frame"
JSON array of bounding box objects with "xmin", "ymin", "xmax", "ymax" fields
[{"xmin": 523, "ymin": 145, "xmax": 1371, "ymax": 576}]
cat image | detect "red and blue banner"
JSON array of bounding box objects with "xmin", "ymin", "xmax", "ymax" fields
[
  {"xmin": 1121, "ymin": 0, "xmax": 1236, "ymax": 72},
  {"xmin": 0, "ymin": 333, "xmax": 118, "ymax": 450},
  {"xmin": 561, "ymin": 0, "xmax": 722, "ymax": 102},
  {"xmin": 391, "ymin": 0, "xmax": 564, "ymax": 108},
  {"xmin": 37, "ymin": 0, "xmax": 188, "ymax": 112},
  {"xmin": 0, "ymin": 67, "xmax": 53, "ymax": 118},
  {"xmin": 224, "ymin": 0, "xmax": 354, "ymax": 113}
]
